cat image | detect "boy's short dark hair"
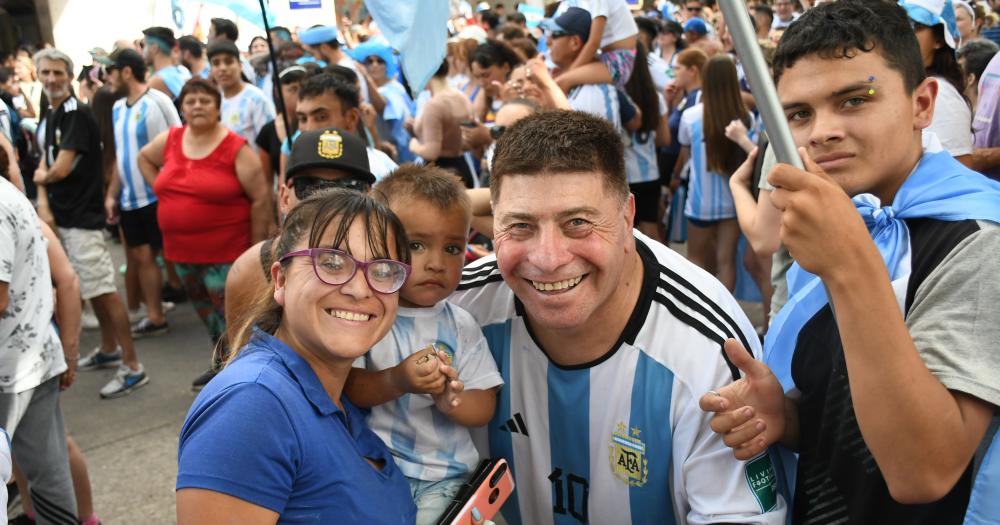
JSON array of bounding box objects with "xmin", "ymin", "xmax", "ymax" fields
[
  {"xmin": 491, "ymin": 111, "xmax": 627, "ymax": 204},
  {"xmin": 178, "ymin": 35, "xmax": 204, "ymax": 58},
  {"xmin": 211, "ymin": 18, "xmax": 239, "ymax": 42},
  {"xmin": 773, "ymin": 0, "xmax": 926, "ymax": 93},
  {"xmin": 298, "ymin": 73, "xmax": 360, "ymax": 110},
  {"xmin": 374, "ymin": 164, "xmax": 472, "ymax": 220}
]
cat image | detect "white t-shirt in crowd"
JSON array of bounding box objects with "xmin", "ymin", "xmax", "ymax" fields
[
  {"xmin": 568, "ymin": 83, "xmax": 622, "ymax": 131},
  {"xmin": 367, "ymin": 147, "xmax": 398, "ymax": 181},
  {"xmin": 221, "ymin": 83, "xmax": 276, "ymax": 150},
  {"xmin": 771, "ymin": 12, "xmax": 800, "ymax": 31},
  {"xmin": 928, "ymin": 75, "xmax": 973, "ymax": 157},
  {"xmin": 0, "ymin": 178, "xmax": 67, "ymax": 394},
  {"xmin": 557, "ymin": 0, "xmax": 639, "ymax": 47}
]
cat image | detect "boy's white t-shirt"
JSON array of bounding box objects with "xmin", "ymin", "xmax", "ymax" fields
[
  {"xmin": 354, "ymin": 300, "xmax": 504, "ymax": 482},
  {"xmin": 221, "ymin": 83, "xmax": 276, "ymax": 150},
  {"xmin": 928, "ymin": 75, "xmax": 973, "ymax": 157},
  {"xmin": 557, "ymin": 0, "xmax": 639, "ymax": 47}
]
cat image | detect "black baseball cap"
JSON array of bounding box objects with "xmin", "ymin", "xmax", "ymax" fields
[
  {"xmin": 206, "ymin": 39, "xmax": 240, "ymax": 60},
  {"xmin": 286, "ymin": 127, "xmax": 374, "ymax": 184},
  {"xmin": 539, "ymin": 7, "xmax": 592, "ymax": 40},
  {"xmin": 108, "ymin": 48, "xmax": 147, "ymax": 78}
]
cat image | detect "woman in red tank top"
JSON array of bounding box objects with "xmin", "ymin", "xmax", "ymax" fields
[{"xmin": 138, "ymin": 78, "xmax": 272, "ymax": 389}]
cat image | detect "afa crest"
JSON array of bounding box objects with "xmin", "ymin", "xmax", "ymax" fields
[
  {"xmin": 609, "ymin": 422, "xmax": 648, "ymax": 487},
  {"xmin": 318, "ymin": 130, "xmax": 344, "ymax": 159}
]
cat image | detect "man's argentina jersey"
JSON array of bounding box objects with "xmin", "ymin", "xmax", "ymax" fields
[
  {"xmin": 352, "ymin": 301, "xmax": 504, "ymax": 482},
  {"xmin": 451, "ymin": 231, "xmax": 787, "ymax": 525},
  {"xmin": 221, "ymin": 83, "xmax": 276, "ymax": 150},
  {"xmin": 112, "ymin": 89, "xmax": 181, "ymax": 211},
  {"xmin": 678, "ymin": 104, "xmax": 742, "ymax": 221},
  {"xmin": 625, "ymin": 93, "xmax": 668, "ymax": 184},
  {"xmin": 153, "ymin": 64, "xmax": 192, "ymax": 100},
  {"xmin": 568, "ymin": 84, "xmax": 622, "ymax": 131}
]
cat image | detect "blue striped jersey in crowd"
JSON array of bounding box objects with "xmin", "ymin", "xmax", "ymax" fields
[
  {"xmin": 353, "ymin": 301, "xmax": 503, "ymax": 482},
  {"xmin": 625, "ymin": 93, "xmax": 668, "ymax": 184},
  {"xmin": 451, "ymin": 231, "xmax": 787, "ymax": 525},
  {"xmin": 568, "ymin": 83, "xmax": 622, "ymax": 131},
  {"xmin": 221, "ymin": 83, "xmax": 276, "ymax": 151},
  {"xmin": 111, "ymin": 89, "xmax": 181, "ymax": 211},
  {"xmin": 152, "ymin": 64, "xmax": 192, "ymax": 100},
  {"xmin": 679, "ymin": 104, "xmax": 755, "ymax": 221}
]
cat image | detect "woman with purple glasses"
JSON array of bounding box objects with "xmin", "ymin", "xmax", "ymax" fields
[{"xmin": 176, "ymin": 189, "xmax": 417, "ymax": 525}]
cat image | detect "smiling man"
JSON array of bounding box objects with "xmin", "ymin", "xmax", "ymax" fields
[
  {"xmin": 701, "ymin": 1, "xmax": 1000, "ymax": 523},
  {"xmin": 451, "ymin": 110, "xmax": 786, "ymax": 524}
]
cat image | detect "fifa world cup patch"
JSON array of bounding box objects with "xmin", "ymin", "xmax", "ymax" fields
[
  {"xmin": 318, "ymin": 129, "xmax": 344, "ymax": 159},
  {"xmin": 609, "ymin": 422, "xmax": 648, "ymax": 487},
  {"xmin": 745, "ymin": 453, "xmax": 778, "ymax": 513}
]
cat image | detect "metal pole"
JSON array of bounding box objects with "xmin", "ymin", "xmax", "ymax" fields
[
  {"xmin": 716, "ymin": 0, "xmax": 803, "ymax": 169},
  {"xmin": 257, "ymin": 0, "xmax": 293, "ymax": 148}
]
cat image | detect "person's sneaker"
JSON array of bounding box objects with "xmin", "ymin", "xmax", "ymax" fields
[
  {"xmin": 99, "ymin": 364, "xmax": 149, "ymax": 399},
  {"xmin": 131, "ymin": 318, "xmax": 169, "ymax": 338},
  {"xmin": 162, "ymin": 300, "xmax": 176, "ymax": 313},
  {"xmin": 161, "ymin": 284, "xmax": 187, "ymax": 304},
  {"xmin": 127, "ymin": 304, "xmax": 147, "ymax": 324},
  {"xmin": 81, "ymin": 309, "xmax": 100, "ymax": 330},
  {"xmin": 78, "ymin": 347, "xmax": 123, "ymax": 370},
  {"xmin": 191, "ymin": 368, "xmax": 218, "ymax": 392},
  {"xmin": 8, "ymin": 513, "xmax": 35, "ymax": 524}
]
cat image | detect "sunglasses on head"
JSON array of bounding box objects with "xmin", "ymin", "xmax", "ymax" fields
[
  {"xmin": 290, "ymin": 176, "xmax": 369, "ymax": 200},
  {"xmin": 550, "ymin": 31, "xmax": 573, "ymax": 39}
]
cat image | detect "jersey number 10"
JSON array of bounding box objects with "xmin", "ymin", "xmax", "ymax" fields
[{"xmin": 548, "ymin": 468, "xmax": 589, "ymax": 523}]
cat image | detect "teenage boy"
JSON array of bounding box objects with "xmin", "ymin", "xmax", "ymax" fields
[
  {"xmin": 701, "ymin": 1, "xmax": 1000, "ymax": 523},
  {"xmin": 207, "ymin": 40, "xmax": 275, "ymax": 150},
  {"xmin": 345, "ymin": 165, "xmax": 503, "ymax": 525}
]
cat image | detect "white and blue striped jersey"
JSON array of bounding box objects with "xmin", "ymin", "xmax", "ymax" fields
[
  {"xmin": 221, "ymin": 83, "xmax": 276, "ymax": 150},
  {"xmin": 111, "ymin": 89, "xmax": 181, "ymax": 211},
  {"xmin": 451, "ymin": 231, "xmax": 787, "ymax": 525},
  {"xmin": 625, "ymin": 93, "xmax": 667, "ymax": 184},
  {"xmin": 152, "ymin": 64, "xmax": 192, "ymax": 100},
  {"xmin": 354, "ymin": 301, "xmax": 504, "ymax": 482},
  {"xmin": 678, "ymin": 104, "xmax": 747, "ymax": 221},
  {"xmin": 568, "ymin": 84, "xmax": 622, "ymax": 131}
]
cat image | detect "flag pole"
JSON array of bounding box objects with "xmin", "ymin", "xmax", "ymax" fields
[
  {"xmin": 257, "ymin": 0, "xmax": 293, "ymax": 156},
  {"xmin": 716, "ymin": 0, "xmax": 802, "ymax": 169}
]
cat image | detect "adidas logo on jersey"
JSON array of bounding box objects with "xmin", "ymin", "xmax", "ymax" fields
[{"xmin": 499, "ymin": 413, "xmax": 529, "ymax": 436}]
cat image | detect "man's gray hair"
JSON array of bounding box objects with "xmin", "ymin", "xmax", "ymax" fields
[{"xmin": 33, "ymin": 48, "xmax": 74, "ymax": 76}]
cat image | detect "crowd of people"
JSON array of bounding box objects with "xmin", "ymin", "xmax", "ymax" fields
[{"xmin": 2, "ymin": 0, "xmax": 1000, "ymax": 524}]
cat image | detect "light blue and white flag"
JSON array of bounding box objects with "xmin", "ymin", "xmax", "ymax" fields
[{"xmin": 364, "ymin": 0, "xmax": 449, "ymax": 94}]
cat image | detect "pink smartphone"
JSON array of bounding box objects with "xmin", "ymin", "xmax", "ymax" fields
[{"xmin": 436, "ymin": 458, "xmax": 515, "ymax": 525}]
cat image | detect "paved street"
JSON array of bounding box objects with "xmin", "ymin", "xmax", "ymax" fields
[
  {"xmin": 60, "ymin": 240, "xmax": 212, "ymax": 525},
  {"xmin": 44, "ymin": 239, "xmax": 764, "ymax": 525}
]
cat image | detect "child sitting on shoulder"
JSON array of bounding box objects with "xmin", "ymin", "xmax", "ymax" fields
[
  {"xmin": 550, "ymin": 0, "xmax": 640, "ymax": 92},
  {"xmin": 345, "ymin": 165, "xmax": 503, "ymax": 525}
]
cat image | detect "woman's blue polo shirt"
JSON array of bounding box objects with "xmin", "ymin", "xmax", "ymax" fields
[{"xmin": 177, "ymin": 329, "xmax": 417, "ymax": 524}]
